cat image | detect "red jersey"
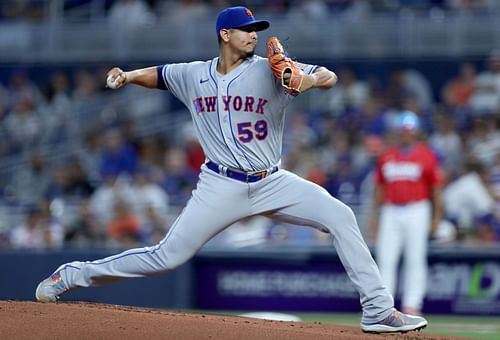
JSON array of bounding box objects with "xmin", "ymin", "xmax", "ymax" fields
[{"xmin": 375, "ymin": 143, "xmax": 443, "ymax": 204}]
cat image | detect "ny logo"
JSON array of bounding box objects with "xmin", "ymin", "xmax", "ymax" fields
[{"xmin": 244, "ymin": 8, "xmax": 253, "ymax": 19}]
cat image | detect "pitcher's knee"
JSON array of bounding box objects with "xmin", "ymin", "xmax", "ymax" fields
[
  {"xmin": 340, "ymin": 202, "xmax": 356, "ymax": 221},
  {"xmin": 319, "ymin": 201, "xmax": 359, "ymax": 233},
  {"xmin": 331, "ymin": 200, "xmax": 357, "ymax": 224}
]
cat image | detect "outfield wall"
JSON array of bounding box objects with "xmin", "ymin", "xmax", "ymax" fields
[
  {"xmin": 194, "ymin": 246, "xmax": 500, "ymax": 316},
  {"xmin": 0, "ymin": 249, "xmax": 193, "ymax": 309},
  {"xmin": 1, "ymin": 246, "xmax": 499, "ymax": 315}
]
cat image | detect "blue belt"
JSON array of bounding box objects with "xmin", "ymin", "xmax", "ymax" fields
[{"xmin": 206, "ymin": 161, "xmax": 279, "ymax": 183}]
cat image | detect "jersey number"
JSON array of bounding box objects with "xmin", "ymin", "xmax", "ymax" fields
[{"xmin": 237, "ymin": 120, "xmax": 268, "ymax": 143}]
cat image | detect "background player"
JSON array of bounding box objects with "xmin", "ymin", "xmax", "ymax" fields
[
  {"xmin": 370, "ymin": 111, "xmax": 444, "ymax": 316},
  {"xmin": 36, "ymin": 6, "xmax": 426, "ymax": 333}
]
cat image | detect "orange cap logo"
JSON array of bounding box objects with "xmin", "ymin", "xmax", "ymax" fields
[{"xmin": 245, "ymin": 8, "xmax": 254, "ymax": 18}]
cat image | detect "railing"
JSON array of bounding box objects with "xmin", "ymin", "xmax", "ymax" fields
[{"xmin": 1, "ymin": 9, "xmax": 500, "ymax": 62}]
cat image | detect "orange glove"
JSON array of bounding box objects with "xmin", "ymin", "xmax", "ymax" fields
[{"xmin": 266, "ymin": 37, "xmax": 304, "ymax": 96}]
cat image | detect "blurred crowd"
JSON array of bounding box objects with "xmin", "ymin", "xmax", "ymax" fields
[
  {"xmin": 284, "ymin": 54, "xmax": 500, "ymax": 247},
  {"xmin": 2, "ymin": 0, "xmax": 500, "ymax": 23},
  {"xmin": 0, "ymin": 65, "xmax": 202, "ymax": 250},
  {"xmin": 0, "ymin": 55, "xmax": 500, "ymax": 251}
]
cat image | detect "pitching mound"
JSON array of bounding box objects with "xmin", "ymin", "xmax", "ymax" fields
[{"xmin": 0, "ymin": 301, "xmax": 464, "ymax": 340}]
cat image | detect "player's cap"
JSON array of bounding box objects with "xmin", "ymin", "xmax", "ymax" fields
[
  {"xmin": 396, "ymin": 110, "xmax": 420, "ymax": 131},
  {"xmin": 216, "ymin": 6, "xmax": 270, "ymax": 37}
]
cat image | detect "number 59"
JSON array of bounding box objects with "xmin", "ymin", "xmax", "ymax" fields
[{"xmin": 237, "ymin": 120, "xmax": 268, "ymax": 143}]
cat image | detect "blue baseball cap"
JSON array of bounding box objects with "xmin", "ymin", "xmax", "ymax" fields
[
  {"xmin": 216, "ymin": 6, "xmax": 270, "ymax": 37},
  {"xmin": 396, "ymin": 110, "xmax": 420, "ymax": 131}
]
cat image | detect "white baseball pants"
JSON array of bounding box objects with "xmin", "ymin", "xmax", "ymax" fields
[
  {"xmin": 58, "ymin": 166, "xmax": 394, "ymax": 323},
  {"xmin": 376, "ymin": 200, "xmax": 431, "ymax": 311}
]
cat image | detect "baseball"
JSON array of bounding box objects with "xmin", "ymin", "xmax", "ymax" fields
[{"xmin": 106, "ymin": 75, "xmax": 119, "ymax": 89}]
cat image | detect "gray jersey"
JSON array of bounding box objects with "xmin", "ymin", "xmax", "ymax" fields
[{"xmin": 158, "ymin": 56, "xmax": 317, "ymax": 171}]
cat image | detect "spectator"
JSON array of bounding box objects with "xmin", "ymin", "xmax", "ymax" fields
[
  {"xmin": 99, "ymin": 128, "xmax": 138, "ymax": 179},
  {"xmin": 118, "ymin": 83, "xmax": 165, "ymax": 119},
  {"xmin": 65, "ymin": 199, "xmax": 105, "ymax": 248},
  {"xmin": 107, "ymin": 199, "xmax": 143, "ymax": 247},
  {"xmin": 442, "ymin": 62, "xmax": 476, "ymax": 109},
  {"xmin": 43, "ymin": 71, "xmax": 71, "ymax": 116},
  {"xmin": 142, "ymin": 205, "xmax": 170, "ymax": 244},
  {"xmin": 429, "ymin": 114, "xmax": 463, "ymax": 175},
  {"xmin": 10, "ymin": 204, "xmax": 64, "ymax": 249},
  {"xmin": 9, "ymin": 206, "xmax": 44, "ymax": 249},
  {"xmin": 45, "ymin": 164, "xmax": 70, "ymax": 202},
  {"xmin": 7, "ymin": 69, "xmax": 43, "ymax": 106},
  {"xmin": 79, "ymin": 128, "xmax": 104, "ymax": 184},
  {"xmin": 8, "ymin": 151, "xmax": 50, "ymax": 205},
  {"xmin": 326, "ymin": 153, "xmax": 363, "ymax": 207},
  {"xmin": 72, "ymin": 69, "xmax": 106, "ymax": 127},
  {"xmin": 181, "ymin": 124, "xmax": 205, "ymax": 174},
  {"xmin": 469, "ymin": 52, "xmax": 500, "ymax": 115},
  {"xmin": 65, "ymin": 157, "xmax": 95, "ymax": 199},
  {"xmin": 161, "ymin": 147, "xmax": 197, "ymax": 207},
  {"xmin": 126, "ymin": 165, "xmax": 169, "ymax": 237},
  {"xmin": 5, "ymin": 94, "xmax": 41, "ymax": 150},
  {"xmin": 39, "ymin": 199, "xmax": 66, "ymax": 248},
  {"xmin": 89, "ymin": 173, "xmax": 120, "ymax": 227},
  {"xmin": 360, "ymin": 97, "xmax": 387, "ymax": 136},
  {"xmin": 40, "ymin": 71, "xmax": 72, "ymax": 143},
  {"xmin": 443, "ymin": 159, "xmax": 495, "ymax": 240},
  {"xmin": 46, "ymin": 158, "xmax": 95, "ymax": 202},
  {"xmin": 466, "ymin": 116, "xmax": 500, "ymax": 167},
  {"xmin": 136, "ymin": 135, "xmax": 168, "ymax": 180},
  {"xmin": 385, "ymin": 68, "xmax": 433, "ymax": 111},
  {"xmin": 305, "ymin": 155, "xmax": 328, "ymax": 188},
  {"xmin": 282, "ymin": 111, "xmax": 317, "ymax": 163},
  {"xmin": 73, "ymin": 69, "xmax": 100, "ymax": 100},
  {"xmin": 328, "ymin": 67, "xmax": 371, "ymax": 114}
]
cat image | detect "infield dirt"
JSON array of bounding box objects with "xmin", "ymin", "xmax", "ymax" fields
[{"xmin": 0, "ymin": 300, "xmax": 471, "ymax": 339}]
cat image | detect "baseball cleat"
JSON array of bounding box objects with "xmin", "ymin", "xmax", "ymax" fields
[
  {"xmin": 402, "ymin": 307, "xmax": 422, "ymax": 316},
  {"xmin": 360, "ymin": 309, "xmax": 427, "ymax": 333},
  {"xmin": 35, "ymin": 270, "xmax": 68, "ymax": 302}
]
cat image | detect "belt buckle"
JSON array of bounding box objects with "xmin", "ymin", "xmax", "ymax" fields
[
  {"xmin": 255, "ymin": 170, "xmax": 268, "ymax": 180},
  {"xmin": 246, "ymin": 169, "xmax": 267, "ymax": 182},
  {"xmin": 257, "ymin": 170, "xmax": 268, "ymax": 179}
]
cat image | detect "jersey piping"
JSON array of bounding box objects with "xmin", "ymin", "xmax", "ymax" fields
[
  {"xmin": 209, "ymin": 58, "xmax": 243, "ymax": 169},
  {"xmin": 227, "ymin": 70, "xmax": 256, "ymax": 171}
]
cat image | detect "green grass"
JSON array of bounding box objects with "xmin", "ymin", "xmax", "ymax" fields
[
  {"xmin": 203, "ymin": 310, "xmax": 500, "ymax": 340},
  {"xmin": 294, "ymin": 313, "xmax": 500, "ymax": 340}
]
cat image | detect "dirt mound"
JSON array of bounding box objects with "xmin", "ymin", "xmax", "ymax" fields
[{"xmin": 0, "ymin": 301, "xmax": 465, "ymax": 340}]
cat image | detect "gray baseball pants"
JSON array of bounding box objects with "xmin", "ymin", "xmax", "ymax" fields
[{"xmin": 59, "ymin": 165, "xmax": 394, "ymax": 323}]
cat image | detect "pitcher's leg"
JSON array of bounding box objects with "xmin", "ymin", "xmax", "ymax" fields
[
  {"xmin": 252, "ymin": 171, "xmax": 394, "ymax": 323},
  {"xmin": 59, "ymin": 168, "xmax": 251, "ymax": 289},
  {"xmin": 402, "ymin": 202, "xmax": 431, "ymax": 311},
  {"xmin": 376, "ymin": 206, "xmax": 404, "ymax": 297}
]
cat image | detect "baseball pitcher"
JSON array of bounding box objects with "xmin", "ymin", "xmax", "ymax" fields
[{"xmin": 36, "ymin": 6, "xmax": 427, "ymax": 333}]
